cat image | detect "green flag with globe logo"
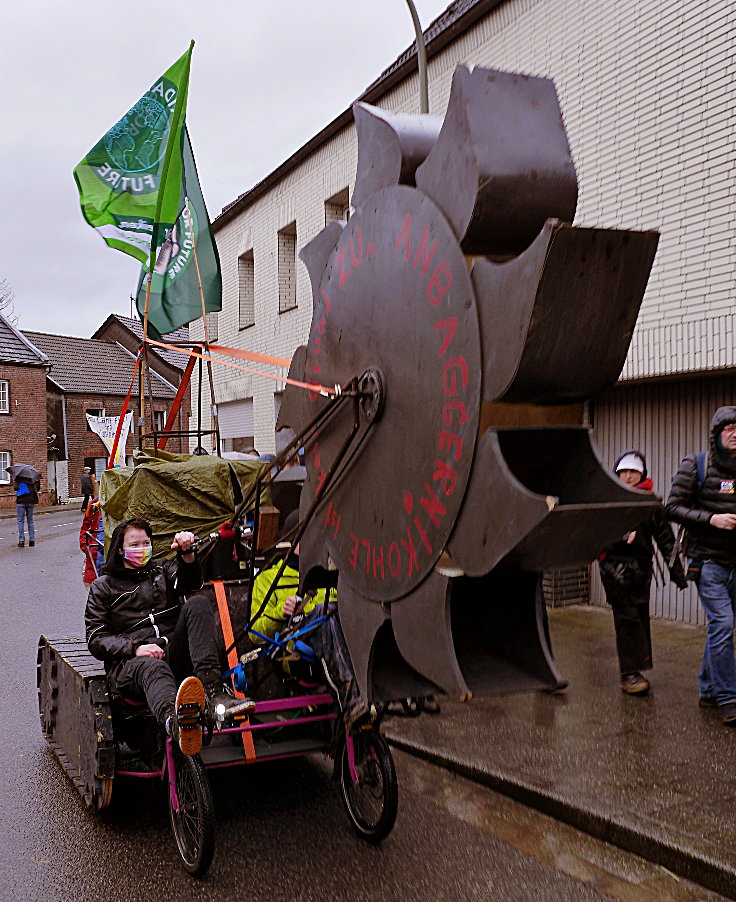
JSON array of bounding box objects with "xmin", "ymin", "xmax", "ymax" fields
[
  {"xmin": 73, "ymin": 43, "xmax": 193, "ymax": 269},
  {"xmin": 134, "ymin": 127, "xmax": 222, "ymax": 339}
]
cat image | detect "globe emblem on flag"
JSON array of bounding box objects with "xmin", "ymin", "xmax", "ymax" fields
[{"xmin": 103, "ymin": 96, "xmax": 171, "ymax": 175}]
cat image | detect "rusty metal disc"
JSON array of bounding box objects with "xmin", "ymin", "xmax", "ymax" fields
[{"xmin": 302, "ymin": 185, "xmax": 480, "ymax": 602}]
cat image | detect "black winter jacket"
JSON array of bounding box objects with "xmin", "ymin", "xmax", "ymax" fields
[
  {"xmin": 666, "ymin": 406, "xmax": 736, "ymax": 567},
  {"xmin": 85, "ymin": 554, "xmax": 203, "ymax": 671}
]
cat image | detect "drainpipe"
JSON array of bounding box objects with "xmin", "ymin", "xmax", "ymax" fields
[{"xmin": 404, "ymin": 0, "xmax": 429, "ymax": 114}]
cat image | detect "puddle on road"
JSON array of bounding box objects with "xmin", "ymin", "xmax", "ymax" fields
[{"xmin": 396, "ymin": 751, "xmax": 725, "ymax": 902}]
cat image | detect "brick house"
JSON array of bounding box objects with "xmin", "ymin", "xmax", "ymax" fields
[
  {"xmin": 24, "ymin": 330, "xmax": 179, "ymax": 503},
  {"xmin": 0, "ymin": 314, "xmax": 52, "ymax": 510}
]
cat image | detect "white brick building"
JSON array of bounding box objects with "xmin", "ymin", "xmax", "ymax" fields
[{"xmin": 192, "ymin": 0, "xmax": 736, "ymax": 623}]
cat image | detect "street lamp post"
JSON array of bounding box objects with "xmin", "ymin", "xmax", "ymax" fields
[{"xmin": 404, "ymin": 0, "xmax": 429, "ymax": 114}]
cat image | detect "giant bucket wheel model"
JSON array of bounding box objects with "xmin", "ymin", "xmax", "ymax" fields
[{"xmin": 277, "ymin": 66, "xmax": 660, "ymax": 703}]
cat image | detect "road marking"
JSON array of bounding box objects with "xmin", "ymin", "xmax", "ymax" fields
[{"xmin": 52, "ymin": 522, "xmax": 75, "ymax": 528}]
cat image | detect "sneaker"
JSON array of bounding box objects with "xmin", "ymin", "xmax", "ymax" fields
[
  {"xmin": 171, "ymin": 676, "xmax": 205, "ymax": 755},
  {"xmin": 423, "ymin": 695, "xmax": 441, "ymax": 714},
  {"xmin": 204, "ymin": 681, "xmax": 256, "ymax": 726},
  {"xmin": 620, "ymin": 672, "xmax": 650, "ymax": 695},
  {"xmin": 17, "ymin": 540, "xmax": 24, "ymax": 547},
  {"xmin": 29, "ymin": 540, "xmax": 35, "ymax": 547},
  {"xmin": 699, "ymin": 694, "xmax": 718, "ymax": 708},
  {"xmin": 719, "ymin": 702, "xmax": 736, "ymax": 726}
]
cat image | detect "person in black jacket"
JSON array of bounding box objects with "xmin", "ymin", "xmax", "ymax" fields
[
  {"xmin": 14, "ymin": 476, "xmax": 39, "ymax": 547},
  {"xmin": 599, "ymin": 450, "xmax": 686, "ymax": 695},
  {"xmin": 80, "ymin": 467, "xmax": 94, "ymax": 513},
  {"xmin": 666, "ymin": 406, "xmax": 736, "ymax": 725},
  {"xmin": 85, "ymin": 517, "xmax": 254, "ymax": 754}
]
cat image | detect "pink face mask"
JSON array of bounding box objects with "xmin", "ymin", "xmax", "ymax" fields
[{"xmin": 123, "ymin": 545, "xmax": 153, "ymax": 567}]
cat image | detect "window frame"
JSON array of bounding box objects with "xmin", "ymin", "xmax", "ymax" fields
[
  {"xmin": 0, "ymin": 379, "xmax": 9, "ymax": 414},
  {"xmin": 0, "ymin": 450, "xmax": 11, "ymax": 483}
]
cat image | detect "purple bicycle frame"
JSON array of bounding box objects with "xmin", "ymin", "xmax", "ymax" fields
[{"xmin": 114, "ymin": 691, "xmax": 360, "ymax": 791}]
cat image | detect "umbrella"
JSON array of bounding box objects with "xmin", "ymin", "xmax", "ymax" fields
[{"xmin": 6, "ymin": 463, "xmax": 42, "ymax": 482}]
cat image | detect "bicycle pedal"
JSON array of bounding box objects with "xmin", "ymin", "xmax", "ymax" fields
[{"xmin": 176, "ymin": 702, "xmax": 202, "ymax": 724}]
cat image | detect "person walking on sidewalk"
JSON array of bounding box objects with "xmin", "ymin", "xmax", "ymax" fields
[
  {"xmin": 667, "ymin": 406, "xmax": 736, "ymax": 726},
  {"xmin": 599, "ymin": 450, "xmax": 686, "ymax": 696},
  {"xmin": 80, "ymin": 467, "xmax": 94, "ymax": 513},
  {"xmin": 15, "ymin": 475, "xmax": 39, "ymax": 548}
]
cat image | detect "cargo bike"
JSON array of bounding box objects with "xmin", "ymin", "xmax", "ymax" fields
[{"xmin": 37, "ymin": 446, "xmax": 399, "ymax": 878}]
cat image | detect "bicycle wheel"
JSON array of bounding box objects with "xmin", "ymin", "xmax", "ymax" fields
[
  {"xmin": 168, "ymin": 752, "xmax": 215, "ymax": 877},
  {"xmin": 339, "ymin": 730, "xmax": 398, "ymax": 843}
]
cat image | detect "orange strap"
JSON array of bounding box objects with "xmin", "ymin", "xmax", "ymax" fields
[
  {"xmin": 208, "ymin": 343, "xmax": 291, "ymax": 368},
  {"xmin": 212, "ymin": 580, "xmax": 256, "ymax": 762},
  {"xmin": 144, "ymin": 338, "xmax": 334, "ymax": 396}
]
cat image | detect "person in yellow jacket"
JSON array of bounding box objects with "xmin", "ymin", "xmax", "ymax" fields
[
  {"xmin": 249, "ymin": 555, "xmax": 325, "ymax": 643},
  {"xmin": 249, "ymin": 516, "xmax": 368, "ymax": 730}
]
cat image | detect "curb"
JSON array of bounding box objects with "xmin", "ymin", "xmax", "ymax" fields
[
  {"xmin": 0, "ymin": 505, "xmax": 79, "ymax": 521},
  {"xmin": 385, "ymin": 732, "xmax": 736, "ymax": 901}
]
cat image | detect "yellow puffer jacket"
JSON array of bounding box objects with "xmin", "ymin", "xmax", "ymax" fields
[{"xmin": 249, "ymin": 558, "xmax": 330, "ymax": 643}]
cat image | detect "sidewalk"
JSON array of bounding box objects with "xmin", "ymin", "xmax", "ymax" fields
[
  {"xmin": 0, "ymin": 503, "xmax": 78, "ymax": 520},
  {"xmin": 384, "ymin": 604, "xmax": 736, "ymax": 899}
]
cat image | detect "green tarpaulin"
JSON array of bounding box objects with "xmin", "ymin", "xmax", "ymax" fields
[{"xmin": 99, "ymin": 449, "xmax": 270, "ymax": 559}]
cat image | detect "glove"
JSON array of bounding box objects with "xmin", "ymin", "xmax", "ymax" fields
[{"xmin": 670, "ymin": 567, "xmax": 688, "ymax": 590}]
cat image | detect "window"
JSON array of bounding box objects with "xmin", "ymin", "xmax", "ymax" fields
[
  {"xmin": 278, "ymin": 221, "xmax": 297, "ymax": 313},
  {"xmin": 206, "ymin": 310, "xmax": 218, "ymax": 343},
  {"xmin": 218, "ymin": 398, "xmax": 254, "ymax": 453},
  {"xmin": 86, "ymin": 408, "xmax": 105, "ymax": 432},
  {"xmin": 0, "ymin": 451, "xmax": 10, "ymax": 482},
  {"xmin": 153, "ymin": 409, "xmax": 166, "ymax": 433},
  {"xmin": 325, "ymin": 188, "xmax": 350, "ymax": 225},
  {"xmin": 0, "ymin": 380, "xmax": 8, "ymax": 414},
  {"xmin": 238, "ymin": 250, "xmax": 255, "ymax": 329}
]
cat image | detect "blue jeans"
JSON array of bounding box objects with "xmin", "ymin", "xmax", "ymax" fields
[
  {"xmin": 302, "ymin": 603, "xmax": 364, "ymax": 716},
  {"xmin": 16, "ymin": 503, "xmax": 35, "ymax": 542},
  {"xmin": 697, "ymin": 560, "xmax": 736, "ymax": 704}
]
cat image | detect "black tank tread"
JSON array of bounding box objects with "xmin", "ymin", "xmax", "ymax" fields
[{"xmin": 37, "ymin": 635, "xmax": 114, "ymax": 810}]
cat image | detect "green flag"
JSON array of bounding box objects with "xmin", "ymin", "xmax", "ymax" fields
[
  {"xmin": 73, "ymin": 43, "xmax": 193, "ymax": 268},
  {"xmin": 135, "ymin": 127, "xmax": 222, "ymax": 339}
]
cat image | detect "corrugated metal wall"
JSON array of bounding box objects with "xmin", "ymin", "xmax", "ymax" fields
[{"xmin": 590, "ymin": 375, "xmax": 736, "ymax": 625}]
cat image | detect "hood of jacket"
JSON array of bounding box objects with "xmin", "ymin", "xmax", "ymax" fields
[{"xmin": 710, "ymin": 406, "xmax": 736, "ymax": 471}]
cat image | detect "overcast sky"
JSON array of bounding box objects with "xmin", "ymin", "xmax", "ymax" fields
[{"xmin": 0, "ymin": 0, "xmax": 451, "ymax": 337}]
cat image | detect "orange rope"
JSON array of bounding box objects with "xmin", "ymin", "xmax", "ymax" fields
[{"xmin": 144, "ymin": 338, "xmax": 334, "ymax": 396}]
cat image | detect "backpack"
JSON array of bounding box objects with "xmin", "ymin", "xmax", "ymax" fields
[
  {"xmin": 669, "ymin": 451, "xmax": 707, "ymax": 576},
  {"xmin": 16, "ymin": 481, "xmax": 31, "ymax": 498}
]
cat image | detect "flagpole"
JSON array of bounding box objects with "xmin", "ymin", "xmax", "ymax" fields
[
  {"xmin": 183, "ymin": 201, "xmax": 220, "ymax": 454},
  {"xmin": 139, "ymin": 276, "xmax": 153, "ymax": 449}
]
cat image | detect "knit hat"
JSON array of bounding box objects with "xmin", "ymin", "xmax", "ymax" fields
[{"xmin": 615, "ymin": 452, "xmax": 646, "ymax": 475}]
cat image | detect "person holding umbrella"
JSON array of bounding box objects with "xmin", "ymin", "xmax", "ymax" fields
[{"xmin": 7, "ymin": 463, "xmax": 41, "ymax": 547}]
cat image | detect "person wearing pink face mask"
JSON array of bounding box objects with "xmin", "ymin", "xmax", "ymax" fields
[{"xmin": 85, "ymin": 517, "xmax": 255, "ymax": 755}]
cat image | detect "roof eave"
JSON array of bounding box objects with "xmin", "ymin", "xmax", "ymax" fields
[{"xmin": 213, "ymin": 0, "xmax": 504, "ymax": 231}]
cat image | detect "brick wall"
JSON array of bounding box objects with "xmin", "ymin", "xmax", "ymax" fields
[
  {"xmin": 0, "ymin": 363, "xmax": 50, "ymax": 509},
  {"xmin": 64, "ymin": 394, "xmax": 182, "ymax": 500}
]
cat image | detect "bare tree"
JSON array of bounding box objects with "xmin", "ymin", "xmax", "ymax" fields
[{"xmin": 0, "ymin": 279, "xmax": 17, "ymax": 324}]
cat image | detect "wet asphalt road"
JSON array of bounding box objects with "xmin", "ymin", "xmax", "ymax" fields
[{"xmin": 0, "ymin": 508, "xmax": 726, "ymax": 902}]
